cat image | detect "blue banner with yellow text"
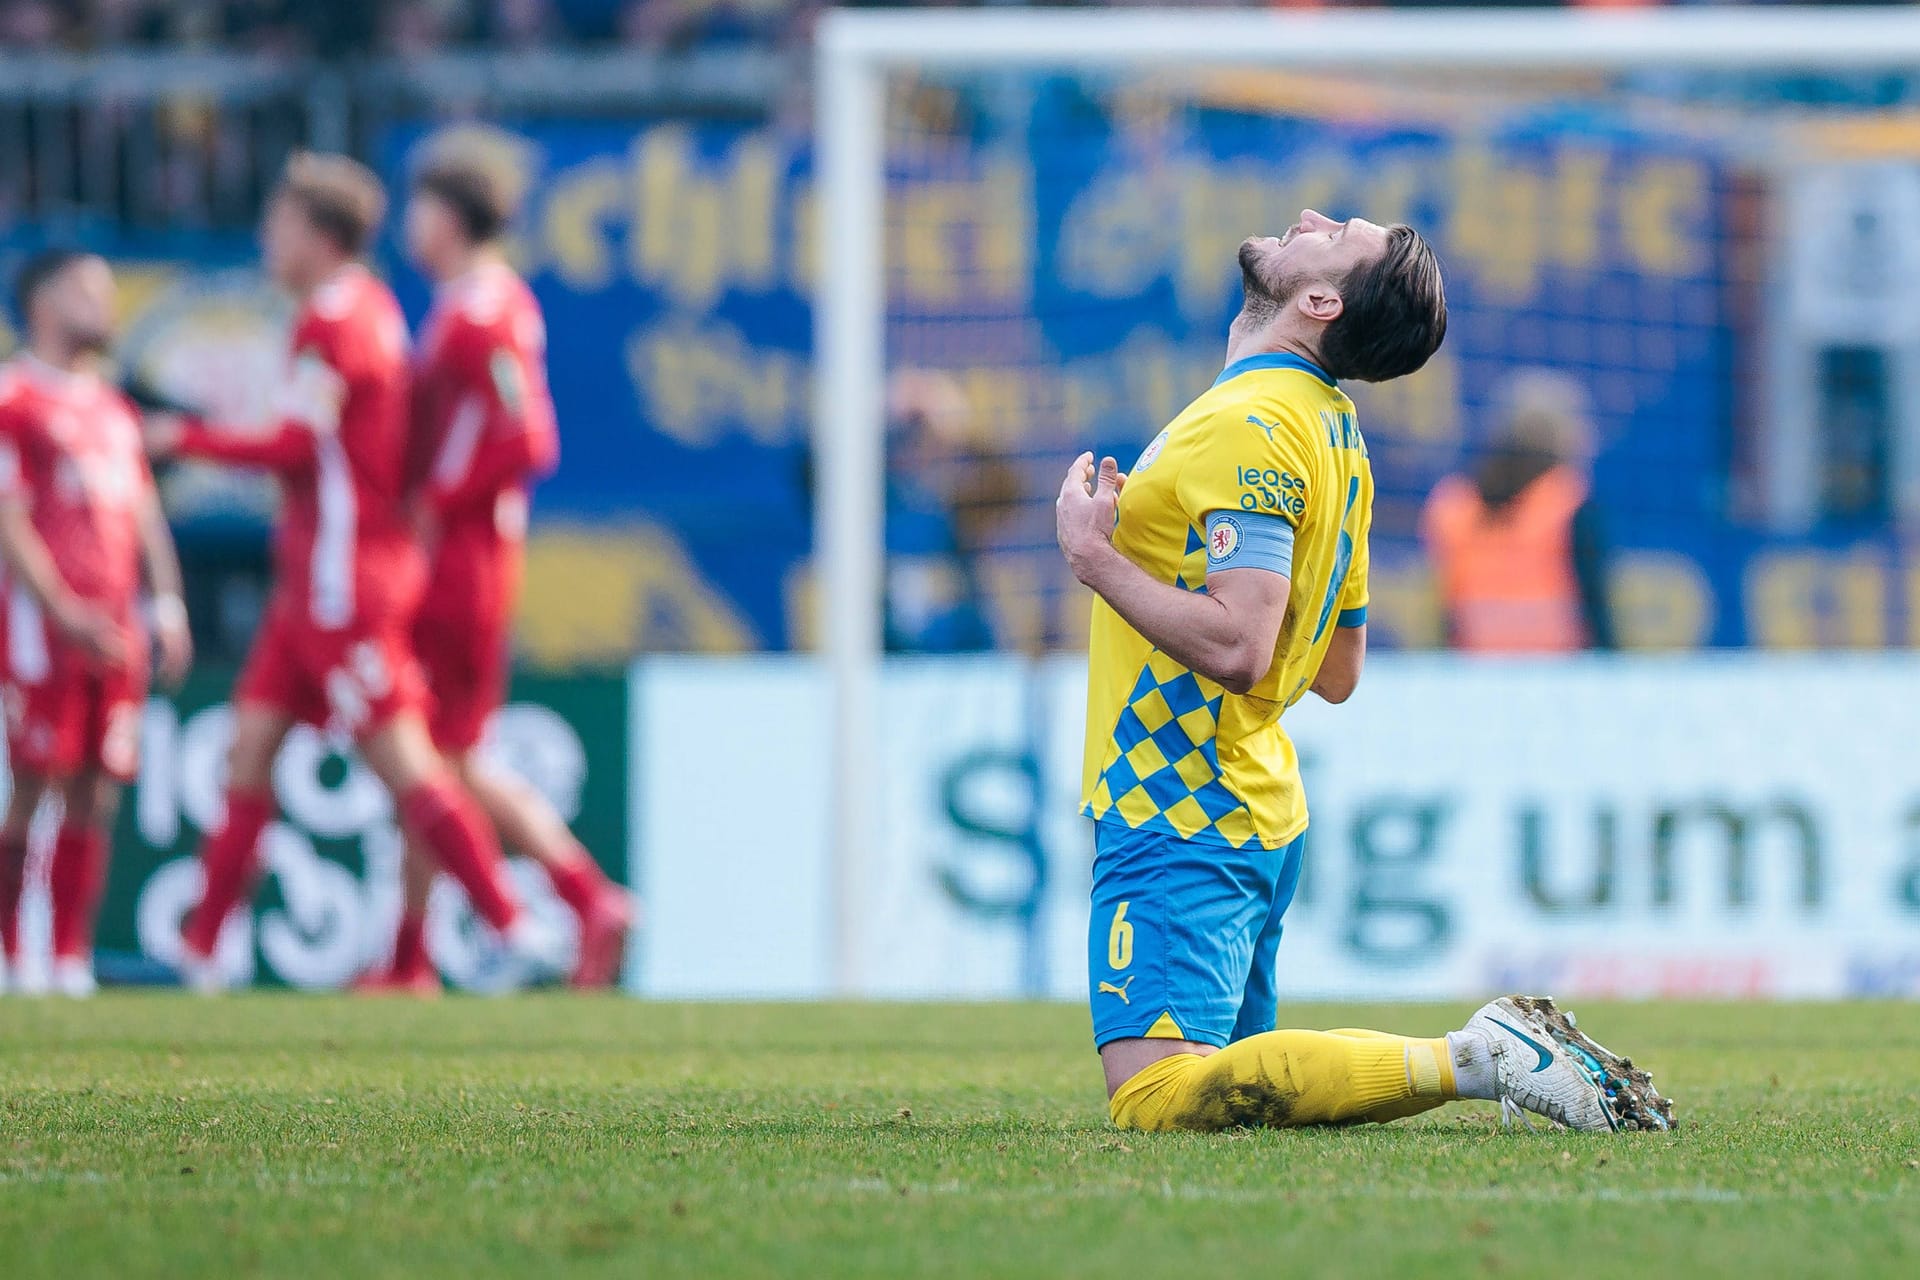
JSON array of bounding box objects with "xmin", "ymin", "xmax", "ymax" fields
[{"xmin": 371, "ymin": 103, "xmax": 1909, "ymax": 652}]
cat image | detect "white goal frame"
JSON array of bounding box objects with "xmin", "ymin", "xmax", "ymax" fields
[{"xmin": 812, "ymin": 5, "xmax": 1920, "ymax": 991}]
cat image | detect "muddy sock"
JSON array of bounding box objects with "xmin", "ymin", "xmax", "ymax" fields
[
  {"xmin": 1109, "ymin": 1030, "xmax": 1455, "ymax": 1131},
  {"xmin": 1446, "ymin": 1030, "xmax": 1498, "ymax": 1101}
]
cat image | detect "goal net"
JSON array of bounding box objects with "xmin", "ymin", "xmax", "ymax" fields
[{"xmin": 799, "ymin": 8, "xmax": 1920, "ymax": 997}]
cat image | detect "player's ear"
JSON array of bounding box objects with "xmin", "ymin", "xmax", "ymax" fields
[{"xmin": 1298, "ymin": 283, "xmax": 1343, "ymax": 324}]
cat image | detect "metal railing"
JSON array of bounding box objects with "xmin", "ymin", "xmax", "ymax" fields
[{"xmin": 0, "ymin": 49, "xmax": 789, "ymax": 236}]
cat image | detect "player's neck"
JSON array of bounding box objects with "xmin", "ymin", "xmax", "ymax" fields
[
  {"xmin": 435, "ymin": 244, "xmax": 503, "ymax": 289},
  {"xmin": 294, "ymin": 255, "xmax": 358, "ymax": 298},
  {"xmin": 23, "ymin": 339, "xmax": 94, "ymax": 381},
  {"xmin": 1223, "ymin": 321, "xmax": 1324, "ymax": 374}
]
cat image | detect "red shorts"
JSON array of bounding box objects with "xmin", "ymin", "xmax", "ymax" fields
[
  {"xmin": 1, "ymin": 633, "xmax": 148, "ymax": 784},
  {"xmin": 235, "ymin": 600, "xmax": 428, "ymax": 740},
  {"xmin": 412, "ymin": 599, "xmax": 510, "ymax": 754}
]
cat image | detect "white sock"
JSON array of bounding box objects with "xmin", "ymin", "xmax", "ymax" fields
[{"xmin": 1446, "ymin": 1030, "xmax": 1497, "ymax": 1100}]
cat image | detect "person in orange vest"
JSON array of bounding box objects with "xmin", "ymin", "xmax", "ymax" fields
[{"xmin": 1421, "ymin": 373, "xmax": 1614, "ymax": 652}]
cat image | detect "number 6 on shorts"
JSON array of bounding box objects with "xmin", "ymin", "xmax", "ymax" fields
[{"xmin": 1108, "ymin": 900, "xmax": 1133, "ymax": 970}]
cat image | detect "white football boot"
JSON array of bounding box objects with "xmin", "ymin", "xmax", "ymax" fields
[
  {"xmin": 498, "ymin": 914, "xmax": 573, "ymax": 989},
  {"xmin": 1512, "ymin": 995, "xmax": 1676, "ymax": 1132},
  {"xmin": 1459, "ymin": 997, "xmax": 1628, "ymax": 1136},
  {"xmin": 10, "ymin": 959, "xmax": 48, "ymax": 997},
  {"xmin": 178, "ymin": 949, "xmax": 230, "ymax": 995},
  {"xmin": 51, "ymin": 957, "xmax": 97, "ymax": 998}
]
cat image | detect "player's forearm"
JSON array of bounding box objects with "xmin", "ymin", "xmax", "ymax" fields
[
  {"xmin": 1310, "ymin": 624, "xmax": 1366, "ymax": 704},
  {"xmin": 430, "ymin": 425, "xmax": 547, "ymax": 515},
  {"xmin": 176, "ymin": 419, "xmax": 316, "ymax": 472},
  {"xmin": 137, "ymin": 491, "xmax": 186, "ymax": 605},
  {"xmin": 1074, "ymin": 543, "xmax": 1271, "ymax": 694}
]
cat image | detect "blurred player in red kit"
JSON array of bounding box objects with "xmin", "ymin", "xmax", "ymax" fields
[
  {"xmin": 146, "ymin": 154, "xmax": 566, "ymax": 991},
  {"xmin": 0, "ymin": 249, "xmax": 192, "ymax": 997},
  {"xmin": 353, "ymin": 147, "xmax": 631, "ymax": 995}
]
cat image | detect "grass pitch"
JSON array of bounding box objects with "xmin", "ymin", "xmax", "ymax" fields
[{"xmin": 2, "ymin": 997, "xmax": 1917, "ymax": 1278}]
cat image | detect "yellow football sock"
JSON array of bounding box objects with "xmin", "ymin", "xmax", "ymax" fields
[
  {"xmin": 1324, "ymin": 1027, "xmax": 1453, "ymax": 1123},
  {"xmin": 1109, "ymin": 1030, "xmax": 1458, "ymax": 1132},
  {"xmin": 1326, "ymin": 1027, "xmax": 1415, "ymax": 1040}
]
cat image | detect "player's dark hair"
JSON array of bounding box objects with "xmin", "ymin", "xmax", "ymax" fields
[
  {"xmin": 1318, "ymin": 224, "xmax": 1447, "ymax": 383},
  {"xmin": 12, "ymin": 247, "xmax": 92, "ymax": 325},
  {"xmin": 277, "ymin": 151, "xmax": 387, "ymax": 257},
  {"xmin": 414, "ymin": 155, "xmax": 516, "ymax": 244}
]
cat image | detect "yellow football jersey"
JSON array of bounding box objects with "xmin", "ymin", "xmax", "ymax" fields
[{"xmin": 1081, "ymin": 352, "xmax": 1373, "ymax": 849}]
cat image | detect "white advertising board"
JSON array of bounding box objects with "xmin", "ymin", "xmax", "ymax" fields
[{"xmin": 633, "ymin": 655, "xmax": 1920, "ymax": 1001}]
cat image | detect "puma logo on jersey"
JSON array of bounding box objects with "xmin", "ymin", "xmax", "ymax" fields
[
  {"xmin": 1098, "ymin": 975, "xmax": 1136, "ymax": 1004},
  {"xmin": 1245, "ymin": 413, "xmax": 1279, "ymax": 442}
]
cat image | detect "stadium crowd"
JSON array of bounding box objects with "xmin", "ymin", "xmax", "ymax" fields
[
  {"xmin": 3, "ymin": 0, "xmax": 1901, "ymax": 60},
  {"xmin": 7, "ymin": 0, "xmax": 798, "ymax": 55}
]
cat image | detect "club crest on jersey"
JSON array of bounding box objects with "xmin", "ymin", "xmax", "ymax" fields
[
  {"xmin": 1208, "ymin": 516, "xmax": 1242, "ymax": 563},
  {"xmin": 1134, "ymin": 428, "xmax": 1169, "ymax": 473}
]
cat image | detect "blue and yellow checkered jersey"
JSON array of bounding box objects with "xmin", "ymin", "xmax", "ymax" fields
[{"xmin": 1081, "ymin": 352, "xmax": 1373, "ymax": 850}]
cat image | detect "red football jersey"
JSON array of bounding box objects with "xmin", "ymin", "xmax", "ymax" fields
[
  {"xmin": 179, "ymin": 264, "xmax": 423, "ymax": 629},
  {"xmin": 408, "ymin": 261, "xmax": 558, "ymax": 623},
  {"xmin": 0, "ymin": 356, "xmax": 153, "ymax": 624}
]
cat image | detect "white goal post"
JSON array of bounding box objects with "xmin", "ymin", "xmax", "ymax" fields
[{"xmin": 811, "ymin": 5, "xmax": 1920, "ymax": 992}]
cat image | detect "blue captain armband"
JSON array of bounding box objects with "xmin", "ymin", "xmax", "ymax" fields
[
  {"xmin": 1204, "ymin": 510, "xmax": 1294, "ymax": 577},
  {"xmin": 1337, "ymin": 606, "xmax": 1368, "ymax": 628}
]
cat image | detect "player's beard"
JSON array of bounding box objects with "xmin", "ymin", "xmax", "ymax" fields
[
  {"xmin": 63, "ymin": 322, "xmax": 114, "ymax": 360},
  {"xmin": 1236, "ymin": 240, "xmax": 1295, "ymax": 329}
]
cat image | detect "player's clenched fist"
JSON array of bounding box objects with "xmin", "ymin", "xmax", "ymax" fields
[
  {"xmin": 151, "ymin": 594, "xmax": 193, "ymax": 689},
  {"xmin": 50, "ymin": 599, "xmax": 132, "ymax": 671},
  {"xmin": 1056, "ymin": 452, "xmax": 1126, "ymax": 585}
]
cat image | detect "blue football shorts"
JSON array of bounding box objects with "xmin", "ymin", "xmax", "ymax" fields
[{"xmin": 1086, "ymin": 820, "xmax": 1306, "ymax": 1050}]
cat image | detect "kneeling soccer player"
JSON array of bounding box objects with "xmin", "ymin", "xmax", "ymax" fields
[{"xmin": 1055, "ymin": 211, "xmax": 1671, "ymax": 1134}]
